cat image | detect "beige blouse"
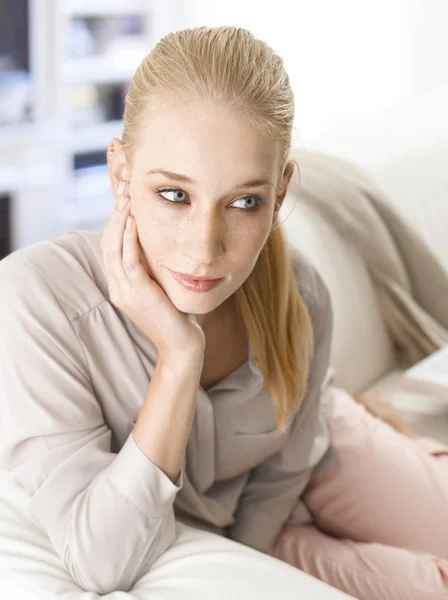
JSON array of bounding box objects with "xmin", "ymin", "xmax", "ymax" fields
[{"xmin": 0, "ymin": 230, "xmax": 336, "ymax": 595}]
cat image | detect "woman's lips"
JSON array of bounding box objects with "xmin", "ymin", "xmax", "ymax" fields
[{"xmin": 168, "ymin": 269, "xmax": 225, "ymax": 293}]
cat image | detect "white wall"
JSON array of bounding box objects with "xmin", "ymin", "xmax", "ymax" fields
[
  {"xmin": 409, "ymin": 0, "xmax": 448, "ymax": 95},
  {"xmin": 181, "ymin": 0, "xmax": 447, "ymax": 144}
]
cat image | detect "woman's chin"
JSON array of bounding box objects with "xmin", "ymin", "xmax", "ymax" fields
[{"xmin": 164, "ymin": 286, "xmax": 217, "ymax": 313}]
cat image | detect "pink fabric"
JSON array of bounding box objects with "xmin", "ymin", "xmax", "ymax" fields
[{"xmin": 268, "ymin": 387, "xmax": 448, "ymax": 600}]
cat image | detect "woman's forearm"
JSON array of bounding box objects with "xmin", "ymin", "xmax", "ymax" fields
[{"xmin": 132, "ymin": 350, "xmax": 204, "ymax": 483}]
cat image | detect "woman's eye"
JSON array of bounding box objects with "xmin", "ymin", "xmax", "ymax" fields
[
  {"xmin": 231, "ymin": 195, "xmax": 263, "ymax": 210},
  {"xmin": 156, "ymin": 188, "xmax": 264, "ymax": 210},
  {"xmin": 158, "ymin": 189, "xmax": 188, "ymax": 203}
]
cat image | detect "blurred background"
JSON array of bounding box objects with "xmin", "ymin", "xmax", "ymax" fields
[{"xmin": 0, "ymin": 0, "xmax": 446, "ymax": 259}]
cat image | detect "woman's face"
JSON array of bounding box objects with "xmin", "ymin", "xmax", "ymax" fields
[{"xmin": 116, "ymin": 98, "xmax": 292, "ymax": 325}]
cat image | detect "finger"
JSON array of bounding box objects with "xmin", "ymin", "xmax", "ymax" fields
[
  {"xmin": 104, "ymin": 193, "xmax": 132, "ymax": 295},
  {"xmin": 101, "ymin": 180, "xmax": 129, "ymax": 256},
  {"xmin": 122, "ymin": 214, "xmax": 140, "ymax": 276},
  {"xmin": 122, "ymin": 215, "xmax": 155, "ymax": 289}
]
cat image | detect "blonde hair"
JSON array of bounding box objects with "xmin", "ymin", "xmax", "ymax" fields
[{"xmin": 121, "ymin": 26, "xmax": 313, "ymax": 433}]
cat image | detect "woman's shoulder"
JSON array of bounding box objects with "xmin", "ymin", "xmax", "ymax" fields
[{"xmin": 0, "ymin": 230, "xmax": 107, "ymax": 320}]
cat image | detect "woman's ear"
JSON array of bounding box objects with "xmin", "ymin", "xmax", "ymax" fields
[
  {"xmin": 107, "ymin": 137, "xmax": 129, "ymax": 196},
  {"xmin": 279, "ymin": 161, "xmax": 295, "ymax": 196},
  {"xmin": 274, "ymin": 161, "xmax": 295, "ymax": 216}
]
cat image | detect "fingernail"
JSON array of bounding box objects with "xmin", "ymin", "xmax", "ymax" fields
[{"xmin": 126, "ymin": 215, "xmax": 134, "ymax": 229}]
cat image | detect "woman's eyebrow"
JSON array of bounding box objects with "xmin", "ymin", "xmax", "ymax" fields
[{"xmin": 147, "ymin": 169, "xmax": 274, "ymax": 189}]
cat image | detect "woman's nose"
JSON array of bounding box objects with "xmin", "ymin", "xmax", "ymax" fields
[{"xmin": 180, "ymin": 211, "xmax": 226, "ymax": 266}]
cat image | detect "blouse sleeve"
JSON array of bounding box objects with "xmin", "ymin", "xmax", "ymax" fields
[
  {"xmin": 227, "ymin": 265, "xmax": 334, "ymax": 553},
  {"xmin": 0, "ymin": 255, "xmax": 183, "ymax": 595}
]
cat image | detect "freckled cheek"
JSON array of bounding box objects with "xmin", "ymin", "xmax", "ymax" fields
[
  {"xmin": 132, "ymin": 200, "xmax": 169, "ymax": 235},
  {"xmin": 230, "ymin": 218, "xmax": 272, "ymax": 252},
  {"xmin": 131, "ymin": 209, "xmax": 176, "ymax": 277},
  {"xmin": 223, "ymin": 219, "xmax": 272, "ymax": 287}
]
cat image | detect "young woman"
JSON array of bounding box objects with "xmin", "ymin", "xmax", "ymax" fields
[{"xmin": 1, "ymin": 26, "xmax": 447, "ymax": 599}]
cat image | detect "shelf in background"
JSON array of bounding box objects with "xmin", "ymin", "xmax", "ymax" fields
[
  {"xmin": 0, "ymin": 120, "xmax": 62, "ymax": 144},
  {"xmin": 63, "ymin": 56, "xmax": 137, "ymax": 85},
  {"xmin": 62, "ymin": 171, "xmax": 113, "ymax": 229},
  {"xmin": 0, "ymin": 165, "xmax": 55, "ymax": 194},
  {"xmin": 70, "ymin": 119, "xmax": 123, "ymax": 153},
  {"xmin": 2, "ymin": 0, "xmax": 178, "ymax": 252},
  {"xmin": 62, "ymin": 0, "xmax": 154, "ymax": 17},
  {"xmin": 71, "ymin": 165, "xmax": 110, "ymax": 200},
  {"xmin": 60, "ymin": 198, "xmax": 111, "ymax": 230}
]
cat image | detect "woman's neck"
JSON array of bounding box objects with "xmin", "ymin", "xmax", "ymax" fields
[{"xmin": 195, "ymin": 294, "xmax": 239, "ymax": 332}]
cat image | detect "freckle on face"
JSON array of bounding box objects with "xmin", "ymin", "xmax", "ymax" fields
[{"xmin": 127, "ymin": 98, "xmax": 280, "ymax": 311}]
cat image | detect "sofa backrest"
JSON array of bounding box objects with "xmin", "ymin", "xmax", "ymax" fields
[
  {"xmin": 283, "ymin": 84, "xmax": 448, "ymax": 394},
  {"xmin": 282, "ymin": 191, "xmax": 396, "ymax": 395}
]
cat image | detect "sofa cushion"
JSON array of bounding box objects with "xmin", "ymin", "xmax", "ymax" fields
[{"xmin": 0, "ymin": 464, "xmax": 354, "ymax": 600}]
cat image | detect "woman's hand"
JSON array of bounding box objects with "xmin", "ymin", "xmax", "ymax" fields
[{"xmin": 100, "ymin": 182, "xmax": 206, "ymax": 359}]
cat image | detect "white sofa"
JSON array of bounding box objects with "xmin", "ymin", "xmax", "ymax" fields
[
  {"xmin": 285, "ymin": 83, "xmax": 448, "ymax": 446},
  {"xmin": 1, "ymin": 86, "xmax": 447, "ymax": 599}
]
